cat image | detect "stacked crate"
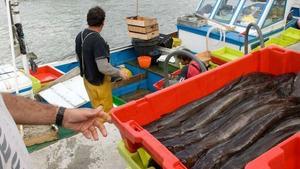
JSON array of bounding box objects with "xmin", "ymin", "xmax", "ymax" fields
[
  {"xmin": 126, "ymin": 16, "xmax": 159, "ymax": 40},
  {"xmin": 126, "ymin": 16, "xmax": 161, "ymax": 65}
]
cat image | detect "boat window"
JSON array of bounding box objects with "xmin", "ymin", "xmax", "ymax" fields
[
  {"xmin": 263, "ymin": 0, "xmax": 287, "ymax": 28},
  {"xmin": 213, "ymin": 0, "xmax": 240, "ymax": 24},
  {"xmin": 196, "ymin": 0, "xmax": 218, "ymax": 18},
  {"xmin": 234, "ymin": 0, "xmax": 268, "ymax": 27}
]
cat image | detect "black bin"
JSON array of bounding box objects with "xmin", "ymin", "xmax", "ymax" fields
[
  {"xmin": 158, "ymin": 34, "xmax": 173, "ymax": 48},
  {"xmin": 131, "ymin": 37, "xmax": 159, "ymax": 56},
  {"xmin": 132, "ymin": 37, "xmax": 161, "ymax": 64}
]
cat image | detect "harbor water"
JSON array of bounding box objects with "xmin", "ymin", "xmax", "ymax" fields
[{"xmin": 0, "ymin": 0, "xmax": 197, "ymax": 65}]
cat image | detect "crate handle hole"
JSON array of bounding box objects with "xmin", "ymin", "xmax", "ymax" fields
[
  {"xmin": 130, "ymin": 122, "xmax": 143, "ymax": 132},
  {"xmin": 273, "ymin": 47, "xmax": 287, "ymax": 54}
]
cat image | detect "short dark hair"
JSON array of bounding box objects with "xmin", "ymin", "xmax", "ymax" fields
[
  {"xmin": 177, "ymin": 48, "xmax": 194, "ymax": 62},
  {"xmin": 177, "ymin": 55, "xmax": 192, "ymax": 62},
  {"xmin": 87, "ymin": 6, "xmax": 105, "ymax": 26}
]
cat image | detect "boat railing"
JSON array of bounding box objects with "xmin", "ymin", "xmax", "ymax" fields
[
  {"xmin": 244, "ymin": 23, "xmax": 265, "ymax": 54},
  {"xmin": 206, "ymin": 26, "xmax": 226, "ymax": 51}
]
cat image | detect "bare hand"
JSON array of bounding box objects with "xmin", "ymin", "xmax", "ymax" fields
[
  {"xmin": 120, "ymin": 70, "xmax": 130, "ymax": 80},
  {"xmin": 62, "ymin": 106, "xmax": 111, "ymax": 140}
]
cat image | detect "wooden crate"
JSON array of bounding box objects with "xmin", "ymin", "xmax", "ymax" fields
[
  {"xmin": 128, "ymin": 30, "xmax": 159, "ymax": 40},
  {"xmin": 196, "ymin": 51, "xmax": 211, "ymax": 66},
  {"xmin": 128, "ymin": 24, "xmax": 159, "ymax": 34},
  {"xmin": 126, "ymin": 16, "xmax": 157, "ymax": 27}
]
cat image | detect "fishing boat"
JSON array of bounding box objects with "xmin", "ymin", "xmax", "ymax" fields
[
  {"xmin": 1, "ymin": 0, "xmax": 300, "ymax": 167},
  {"xmin": 35, "ymin": 0, "xmax": 300, "ymax": 106},
  {"xmin": 2, "ymin": 0, "xmax": 299, "ymax": 100},
  {"xmin": 4, "ymin": 0, "xmax": 299, "ymax": 101},
  {"xmin": 179, "ymin": 0, "xmax": 300, "ymax": 53}
]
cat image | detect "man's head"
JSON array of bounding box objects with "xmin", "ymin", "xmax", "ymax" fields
[
  {"xmin": 177, "ymin": 55, "xmax": 192, "ymax": 65},
  {"xmin": 297, "ymin": 19, "xmax": 300, "ymax": 29},
  {"xmin": 87, "ymin": 6, "xmax": 105, "ymax": 29},
  {"xmin": 177, "ymin": 48, "xmax": 194, "ymax": 65}
]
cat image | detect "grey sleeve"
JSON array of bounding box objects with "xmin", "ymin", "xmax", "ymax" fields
[{"xmin": 95, "ymin": 58, "xmax": 121, "ymax": 77}]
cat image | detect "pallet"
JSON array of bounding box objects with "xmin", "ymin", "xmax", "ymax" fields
[
  {"xmin": 196, "ymin": 51, "xmax": 211, "ymax": 66},
  {"xmin": 128, "ymin": 30, "xmax": 159, "ymax": 40},
  {"xmin": 128, "ymin": 24, "xmax": 159, "ymax": 34},
  {"xmin": 23, "ymin": 125, "xmax": 58, "ymax": 146},
  {"xmin": 126, "ymin": 16, "xmax": 157, "ymax": 27}
]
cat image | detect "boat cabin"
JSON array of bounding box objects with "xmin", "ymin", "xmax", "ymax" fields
[{"xmin": 178, "ymin": 0, "xmax": 300, "ymax": 52}]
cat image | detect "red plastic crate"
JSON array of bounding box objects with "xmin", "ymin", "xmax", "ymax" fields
[
  {"xmin": 111, "ymin": 46, "xmax": 300, "ymax": 169},
  {"xmin": 30, "ymin": 65, "xmax": 63, "ymax": 84},
  {"xmin": 153, "ymin": 69, "xmax": 181, "ymax": 91},
  {"xmin": 211, "ymin": 56, "xmax": 227, "ymax": 65},
  {"xmin": 246, "ymin": 132, "xmax": 300, "ymax": 169}
]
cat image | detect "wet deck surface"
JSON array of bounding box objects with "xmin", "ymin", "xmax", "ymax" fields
[{"xmin": 30, "ymin": 124, "xmax": 126, "ymax": 169}]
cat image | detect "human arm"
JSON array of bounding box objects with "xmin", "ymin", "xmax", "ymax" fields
[
  {"xmin": 75, "ymin": 33, "xmax": 82, "ymax": 61},
  {"xmin": 96, "ymin": 58, "xmax": 129, "ymax": 80},
  {"xmin": 93, "ymin": 36, "xmax": 129, "ymax": 80},
  {"xmin": 96, "ymin": 58, "xmax": 121, "ymax": 77},
  {"xmin": 177, "ymin": 65, "xmax": 189, "ymax": 81},
  {"xmin": 1, "ymin": 93, "xmax": 111, "ymax": 140}
]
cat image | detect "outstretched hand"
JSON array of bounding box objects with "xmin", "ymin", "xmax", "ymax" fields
[
  {"xmin": 120, "ymin": 70, "xmax": 130, "ymax": 80},
  {"xmin": 62, "ymin": 106, "xmax": 111, "ymax": 140}
]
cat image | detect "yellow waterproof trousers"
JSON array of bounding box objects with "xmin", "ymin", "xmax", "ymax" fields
[{"xmin": 83, "ymin": 76, "xmax": 113, "ymax": 113}]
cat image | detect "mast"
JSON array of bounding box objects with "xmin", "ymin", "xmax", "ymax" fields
[
  {"xmin": 5, "ymin": 0, "xmax": 19, "ymax": 94},
  {"xmin": 10, "ymin": 0, "xmax": 31, "ymax": 74},
  {"xmin": 5, "ymin": 0, "xmax": 36, "ymax": 99}
]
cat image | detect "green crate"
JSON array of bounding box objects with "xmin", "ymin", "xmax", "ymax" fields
[
  {"xmin": 279, "ymin": 34, "xmax": 299, "ymax": 44},
  {"xmin": 29, "ymin": 75, "xmax": 41, "ymax": 94},
  {"xmin": 211, "ymin": 47, "xmax": 243, "ymax": 62},
  {"xmin": 265, "ymin": 37, "xmax": 294, "ymax": 47},
  {"xmin": 209, "ymin": 61, "xmax": 219, "ymax": 69},
  {"xmin": 281, "ymin": 27, "xmax": 300, "ymax": 42},
  {"xmin": 113, "ymin": 96, "xmax": 127, "ymax": 106},
  {"xmin": 118, "ymin": 141, "xmax": 155, "ymax": 169},
  {"xmin": 251, "ymin": 35, "xmax": 294, "ymax": 52}
]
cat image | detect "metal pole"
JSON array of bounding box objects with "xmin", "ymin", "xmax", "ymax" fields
[
  {"xmin": 244, "ymin": 23, "xmax": 265, "ymax": 54},
  {"xmin": 5, "ymin": 0, "xmax": 19, "ymax": 94},
  {"xmin": 11, "ymin": 0, "xmax": 30, "ymax": 75}
]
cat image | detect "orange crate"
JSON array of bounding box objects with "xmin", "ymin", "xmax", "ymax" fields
[
  {"xmin": 211, "ymin": 56, "xmax": 226, "ymax": 65},
  {"xmin": 153, "ymin": 69, "xmax": 181, "ymax": 91},
  {"xmin": 246, "ymin": 132, "xmax": 300, "ymax": 169},
  {"xmin": 111, "ymin": 46, "xmax": 300, "ymax": 169}
]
